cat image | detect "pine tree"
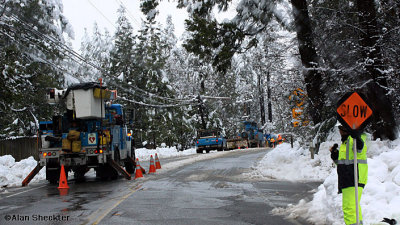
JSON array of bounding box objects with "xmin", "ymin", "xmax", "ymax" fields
[
  {"xmin": 79, "ymin": 23, "xmax": 112, "ymax": 81},
  {"xmin": 0, "ymin": 0, "xmax": 73, "ymax": 137}
]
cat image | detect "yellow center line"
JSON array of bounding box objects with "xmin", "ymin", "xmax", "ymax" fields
[
  {"xmin": 83, "ymin": 183, "xmax": 143, "ymax": 225},
  {"xmin": 92, "ymin": 184, "xmax": 143, "ymax": 225}
]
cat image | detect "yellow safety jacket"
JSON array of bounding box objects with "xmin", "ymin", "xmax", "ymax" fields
[{"xmin": 336, "ymin": 134, "xmax": 368, "ymax": 192}]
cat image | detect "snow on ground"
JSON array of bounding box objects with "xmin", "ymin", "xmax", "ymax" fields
[
  {"xmin": 0, "ymin": 146, "xmax": 218, "ymax": 190},
  {"xmin": 2, "ymin": 129, "xmax": 399, "ymax": 224},
  {"xmin": 135, "ymin": 146, "xmax": 197, "ymax": 162},
  {"xmin": 0, "ymin": 155, "xmax": 46, "ymax": 190},
  {"xmin": 251, "ymin": 127, "xmax": 400, "ymax": 225}
]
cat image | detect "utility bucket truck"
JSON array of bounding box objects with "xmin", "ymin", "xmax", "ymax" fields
[{"xmin": 24, "ymin": 82, "xmax": 135, "ymax": 185}]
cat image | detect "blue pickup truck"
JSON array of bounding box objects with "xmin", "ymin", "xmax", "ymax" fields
[{"xmin": 196, "ymin": 129, "xmax": 227, "ymax": 153}]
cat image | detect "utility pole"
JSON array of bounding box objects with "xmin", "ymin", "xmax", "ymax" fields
[
  {"xmin": 267, "ymin": 71, "xmax": 272, "ymax": 122},
  {"xmin": 258, "ymin": 70, "xmax": 266, "ymax": 125},
  {"xmin": 197, "ymin": 95, "xmax": 207, "ymax": 130}
]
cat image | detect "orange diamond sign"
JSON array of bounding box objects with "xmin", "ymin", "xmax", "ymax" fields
[{"xmin": 337, "ymin": 92, "xmax": 373, "ymax": 130}]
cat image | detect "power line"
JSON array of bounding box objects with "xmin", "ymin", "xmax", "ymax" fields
[
  {"xmin": 113, "ymin": 80, "xmax": 194, "ymax": 102},
  {"xmin": 0, "ymin": 26, "xmax": 84, "ymax": 83},
  {"xmin": 115, "ymin": 0, "xmax": 141, "ymax": 27},
  {"xmin": 4, "ymin": 13, "xmax": 104, "ymax": 71},
  {"xmin": 119, "ymin": 96, "xmax": 196, "ymax": 108},
  {"xmin": 2, "ymin": 15, "xmax": 194, "ymax": 107},
  {"xmin": 2, "ymin": 10, "xmax": 227, "ymax": 108},
  {"xmin": 86, "ymin": 0, "xmax": 116, "ymax": 29}
]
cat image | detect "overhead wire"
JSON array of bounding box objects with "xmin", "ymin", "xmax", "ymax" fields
[
  {"xmin": 114, "ymin": 0, "xmax": 141, "ymax": 27},
  {"xmin": 4, "ymin": 13, "xmax": 103, "ymax": 71},
  {"xmin": 1, "ymin": 8, "xmax": 227, "ymax": 107},
  {"xmin": 2, "ymin": 13, "xmax": 195, "ymax": 107},
  {"xmin": 119, "ymin": 96, "xmax": 197, "ymax": 108},
  {"xmin": 0, "ymin": 25, "xmax": 84, "ymax": 83},
  {"xmin": 5, "ymin": 11, "xmax": 191, "ymax": 103},
  {"xmin": 86, "ymin": 0, "xmax": 116, "ymax": 29},
  {"xmin": 111, "ymin": 79, "xmax": 195, "ymax": 102}
]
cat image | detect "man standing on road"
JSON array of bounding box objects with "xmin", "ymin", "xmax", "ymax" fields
[{"xmin": 330, "ymin": 124, "xmax": 368, "ymax": 225}]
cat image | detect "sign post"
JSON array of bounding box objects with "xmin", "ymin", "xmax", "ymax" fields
[{"xmin": 336, "ymin": 92, "xmax": 373, "ymax": 225}]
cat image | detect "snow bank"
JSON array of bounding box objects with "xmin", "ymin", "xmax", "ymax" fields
[
  {"xmin": 247, "ymin": 141, "xmax": 335, "ymax": 181},
  {"xmin": 0, "ymin": 155, "xmax": 45, "ymax": 190},
  {"xmin": 0, "ymin": 146, "xmax": 196, "ymax": 190},
  {"xmin": 254, "ymin": 127, "xmax": 400, "ymax": 224},
  {"xmin": 135, "ymin": 146, "xmax": 196, "ymax": 162}
]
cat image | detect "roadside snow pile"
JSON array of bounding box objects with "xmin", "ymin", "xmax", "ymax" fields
[
  {"xmin": 0, "ymin": 155, "xmax": 45, "ymax": 189},
  {"xmin": 0, "ymin": 146, "xmax": 196, "ymax": 190},
  {"xmin": 262, "ymin": 128, "xmax": 400, "ymax": 225},
  {"xmin": 135, "ymin": 146, "xmax": 196, "ymax": 161},
  {"xmin": 248, "ymin": 141, "xmax": 336, "ymax": 181}
]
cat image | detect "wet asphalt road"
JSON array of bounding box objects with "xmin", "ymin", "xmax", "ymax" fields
[{"xmin": 0, "ymin": 148, "xmax": 320, "ymax": 225}]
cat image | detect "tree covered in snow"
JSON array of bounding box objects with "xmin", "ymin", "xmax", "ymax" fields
[
  {"xmin": 306, "ymin": 0, "xmax": 399, "ymax": 140},
  {"xmin": 178, "ymin": 0, "xmax": 399, "ymax": 142},
  {"xmin": 0, "ymin": 0, "xmax": 73, "ymax": 137},
  {"xmin": 78, "ymin": 23, "xmax": 112, "ymax": 82},
  {"xmin": 108, "ymin": 6, "xmax": 136, "ymax": 85}
]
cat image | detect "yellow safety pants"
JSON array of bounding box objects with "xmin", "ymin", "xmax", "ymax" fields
[{"xmin": 342, "ymin": 186, "xmax": 363, "ymax": 225}]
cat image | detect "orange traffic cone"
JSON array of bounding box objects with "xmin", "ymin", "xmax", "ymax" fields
[
  {"xmin": 58, "ymin": 165, "xmax": 69, "ymax": 190},
  {"xmin": 135, "ymin": 158, "xmax": 144, "ymax": 179},
  {"xmin": 155, "ymin": 153, "xmax": 161, "ymax": 169},
  {"xmin": 149, "ymin": 155, "xmax": 156, "ymax": 174}
]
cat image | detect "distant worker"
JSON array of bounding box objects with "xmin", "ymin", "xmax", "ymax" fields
[
  {"xmin": 270, "ymin": 137, "xmax": 275, "ymax": 148},
  {"xmin": 330, "ymin": 123, "xmax": 368, "ymax": 225},
  {"xmin": 277, "ymin": 134, "xmax": 283, "ymax": 145}
]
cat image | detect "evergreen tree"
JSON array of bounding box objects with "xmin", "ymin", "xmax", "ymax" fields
[
  {"xmin": 78, "ymin": 23, "xmax": 112, "ymax": 81},
  {"xmin": 0, "ymin": 0, "xmax": 73, "ymax": 137}
]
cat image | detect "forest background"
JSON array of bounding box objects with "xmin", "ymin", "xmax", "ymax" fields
[{"xmin": 1, "ymin": 0, "xmax": 399, "ymax": 149}]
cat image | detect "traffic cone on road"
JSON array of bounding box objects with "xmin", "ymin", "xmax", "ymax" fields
[
  {"xmin": 58, "ymin": 165, "xmax": 69, "ymax": 195},
  {"xmin": 155, "ymin": 153, "xmax": 161, "ymax": 169},
  {"xmin": 135, "ymin": 158, "xmax": 144, "ymax": 179},
  {"xmin": 149, "ymin": 155, "xmax": 156, "ymax": 174}
]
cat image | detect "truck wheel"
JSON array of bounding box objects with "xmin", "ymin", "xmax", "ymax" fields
[
  {"xmin": 110, "ymin": 166, "xmax": 119, "ymax": 180},
  {"xmin": 46, "ymin": 165, "xmax": 60, "ymax": 184},
  {"xmin": 206, "ymin": 150, "xmax": 210, "ymax": 153},
  {"xmin": 73, "ymin": 166, "xmax": 88, "ymax": 182},
  {"xmin": 196, "ymin": 149, "xmax": 203, "ymax": 154},
  {"xmin": 96, "ymin": 164, "xmax": 118, "ymax": 180},
  {"xmin": 125, "ymin": 161, "xmax": 135, "ymax": 174},
  {"xmin": 96, "ymin": 165, "xmax": 109, "ymax": 181}
]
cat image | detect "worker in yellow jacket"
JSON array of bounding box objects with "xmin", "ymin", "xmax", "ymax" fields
[{"xmin": 330, "ymin": 124, "xmax": 368, "ymax": 225}]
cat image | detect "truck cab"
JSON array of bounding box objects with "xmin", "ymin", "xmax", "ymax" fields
[{"xmin": 195, "ymin": 129, "xmax": 226, "ymax": 153}]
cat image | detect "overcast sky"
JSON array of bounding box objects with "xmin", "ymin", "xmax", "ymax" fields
[
  {"xmin": 62, "ymin": 0, "xmax": 237, "ymax": 51},
  {"xmin": 62, "ymin": 0, "xmax": 189, "ymax": 50}
]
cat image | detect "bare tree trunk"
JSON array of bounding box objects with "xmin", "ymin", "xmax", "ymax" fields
[
  {"xmin": 290, "ymin": 0, "xmax": 324, "ymax": 125},
  {"xmin": 356, "ymin": 0, "xmax": 396, "ymax": 140}
]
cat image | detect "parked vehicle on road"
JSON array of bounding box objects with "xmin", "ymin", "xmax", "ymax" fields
[
  {"xmin": 24, "ymin": 82, "xmax": 135, "ymax": 185},
  {"xmin": 196, "ymin": 129, "xmax": 227, "ymax": 153},
  {"xmin": 227, "ymin": 121, "xmax": 265, "ymax": 149}
]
